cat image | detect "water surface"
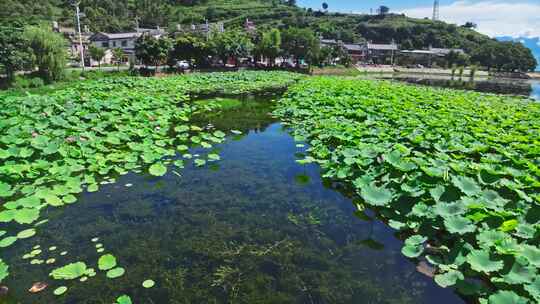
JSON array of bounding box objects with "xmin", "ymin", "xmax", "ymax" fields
[{"xmin": 1, "ymin": 98, "xmax": 464, "ymax": 304}]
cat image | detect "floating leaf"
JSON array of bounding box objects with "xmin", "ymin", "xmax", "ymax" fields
[
  {"xmin": 487, "ymin": 290, "xmax": 528, "ymax": 304},
  {"xmin": 466, "ymin": 250, "xmax": 504, "ymax": 273},
  {"xmin": 50, "ymin": 262, "xmax": 87, "ymax": 280},
  {"xmin": 16, "ymin": 228, "xmax": 36, "ymax": 239},
  {"xmin": 0, "ymin": 236, "xmax": 17, "ymax": 248},
  {"xmin": 149, "ymin": 163, "xmax": 167, "ymax": 176},
  {"xmin": 98, "ymin": 254, "xmax": 117, "ymax": 271},
  {"xmin": 142, "ymin": 279, "xmax": 155, "ymax": 288},
  {"xmin": 434, "ymin": 270, "xmax": 464, "ymax": 288},
  {"xmin": 116, "ymin": 295, "xmax": 132, "ymax": 304},
  {"xmin": 444, "ymin": 216, "xmax": 476, "ymax": 235},
  {"xmin": 0, "ymin": 259, "xmax": 8, "ymax": 283},
  {"xmin": 359, "ymin": 183, "xmax": 393, "ymax": 206},
  {"xmin": 53, "ymin": 286, "xmax": 68, "ymax": 296},
  {"xmin": 452, "ymin": 176, "xmax": 481, "ymax": 196},
  {"xmin": 106, "ymin": 267, "xmax": 125, "ymax": 279}
]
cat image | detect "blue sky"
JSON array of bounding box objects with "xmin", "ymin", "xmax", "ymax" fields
[{"xmin": 297, "ymin": 1, "xmax": 540, "ymax": 39}]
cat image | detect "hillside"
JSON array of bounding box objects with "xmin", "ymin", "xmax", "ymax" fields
[{"xmin": 0, "ymin": 0, "xmax": 536, "ymax": 69}]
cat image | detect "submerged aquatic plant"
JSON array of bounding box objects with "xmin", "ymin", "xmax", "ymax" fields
[
  {"xmin": 0, "ymin": 71, "xmax": 303, "ymax": 284},
  {"xmin": 275, "ymin": 77, "xmax": 540, "ymax": 303}
]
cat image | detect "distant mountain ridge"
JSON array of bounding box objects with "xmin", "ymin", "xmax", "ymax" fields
[{"xmin": 498, "ymin": 36, "xmax": 540, "ymax": 71}]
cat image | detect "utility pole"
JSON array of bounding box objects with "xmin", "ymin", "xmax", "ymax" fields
[
  {"xmin": 432, "ymin": 0, "xmax": 440, "ymax": 21},
  {"xmin": 73, "ymin": 1, "xmax": 85, "ymax": 70}
]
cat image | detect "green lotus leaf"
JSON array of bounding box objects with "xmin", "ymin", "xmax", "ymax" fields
[
  {"xmin": 434, "ymin": 202, "xmax": 466, "ymax": 218},
  {"xmin": 524, "ymin": 277, "xmax": 540, "ymax": 301},
  {"xmin": 514, "ymin": 223, "xmax": 536, "ymax": 239},
  {"xmin": 13, "ymin": 208, "xmax": 40, "ymax": 224},
  {"xmin": 87, "ymin": 184, "xmax": 99, "ymax": 192},
  {"xmin": 521, "ymin": 245, "xmax": 540, "ymax": 267},
  {"xmin": 452, "ymin": 176, "xmax": 481, "ymax": 196},
  {"xmin": 434, "ymin": 270, "xmax": 464, "ymax": 288},
  {"xmin": 466, "ymin": 250, "xmax": 504, "ymax": 273},
  {"xmin": 98, "ymin": 254, "xmax": 117, "ymax": 271},
  {"xmin": 142, "ymin": 279, "xmax": 155, "ymax": 288},
  {"xmin": 53, "ymin": 286, "xmax": 68, "ymax": 296},
  {"xmin": 501, "ymin": 261, "xmax": 535, "ymax": 285},
  {"xmin": 429, "ymin": 185, "xmax": 445, "ymax": 202},
  {"xmin": 50, "ymin": 262, "xmax": 87, "ymax": 280},
  {"xmin": 499, "ymin": 219, "xmax": 519, "ymax": 232},
  {"xmin": 106, "ymin": 267, "xmax": 125, "ymax": 279},
  {"xmin": 0, "ymin": 236, "xmax": 17, "ymax": 248},
  {"xmin": 208, "ymin": 153, "xmax": 220, "ymax": 161},
  {"xmin": 444, "ymin": 216, "xmax": 476, "ymax": 235},
  {"xmin": 0, "ymin": 182, "xmax": 14, "ymax": 198},
  {"xmin": 405, "ymin": 235, "xmax": 428, "ymax": 246},
  {"xmin": 194, "ymin": 159, "xmax": 206, "ymax": 167},
  {"xmin": 487, "ymin": 290, "xmax": 528, "ymax": 304},
  {"xmin": 0, "ymin": 259, "xmax": 8, "ymax": 283},
  {"xmin": 16, "ymin": 228, "xmax": 36, "ymax": 239},
  {"xmin": 149, "ymin": 162, "xmax": 167, "ymax": 176},
  {"xmin": 0, "ymin": 210, "xmax": 15, "ymax": 223},
  {"xmin": 401, "ymin": 244, "xmax": 424, "ymax": 258},
  {"xmin": 359, "ymin": 183, "xmax": 393, "ymax": 206},
  {"xmin": 116, "ymin": 295, "xmax": 132, "ymax": 304},
  {"xmin": 476, "ymin": 230, "xmax": 506, "ymax": 247}
]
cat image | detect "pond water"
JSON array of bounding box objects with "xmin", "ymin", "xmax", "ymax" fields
[
  {"xmin": 372, "ymin": 74, "xmax": 540, "ymax": 101},
  {"xmin": 1, "ymin": 98, "xmax": 465, "ymax": 304}
]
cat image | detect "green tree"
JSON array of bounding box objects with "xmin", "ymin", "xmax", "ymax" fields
[
  {"xmin": 281, "ymin": 27, "xmax": 320, "ymax": 67},
  {"xmin": 210, "ymin": 30, "xmax": 254, "ymax": 67},
  {"xmin": 23, "ymin": 26, "xmax": 67, "ymax": 82},
  {"xmin": 89, "ymin": 45, "xmax": 106, "ymax": 69},
  {"xmin": 112, "ymin": 48, "xmax": 125, "ymax": 71},
  {"xmin": 256, "ymin": 29, "xmax": 281, "ymax": 66},
  {"xmin": 135, "ymin": 34, "xmax": 173, "ymax": 68},
  {"xmin": 169, "ymin": 35, "xmax": 211, "ymax": 68},
  {"xmin": 0, "ymin": 25, "xmax": 32, "ymax": 82}
]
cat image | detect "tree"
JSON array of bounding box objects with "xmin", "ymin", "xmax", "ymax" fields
[
  {"xmin": 256, "ymin": 29, "xmax": 281, "ymax": 66},
  {"xmin": 378, "ymin": 6, "xmax": 390, "ymax": 15},
  {"xmin": 169, "ymin": 34, "xmax": 211, "ymax": 68},
  {"xmin": 23, "ymin": 26, "xmax": 67, "ymax": 82},
  {"xmin": 210, "ymin": 30, "xmax": 254, "ymax": 67},
  {"xmin": 462, "ymin": 22, "xmax": 477, "ymax": 29},
  {"xmin": 0, "ymin": 25, "xmax": 32, "ymax": 82},
  {"xmin": 89, "ymin": 45, "xmax": 106, "ymax": 69},
  {"xmin": 112, "ymin": 48, "xmax": 125, "ymax": 71},
  {"xmin": 445, "ymin": 51, "xmax": 470, "ymax": 67},
  {"xmin": 322, "ymin": 2, "xmax": 328, "ymax": 11},
  {"xmin": 135, "ymin": 34, "xmax": 173, "ymax": 69},
  {"xmin": 281, "ymin": 27, "xmax": 320, "ymax": 67}
]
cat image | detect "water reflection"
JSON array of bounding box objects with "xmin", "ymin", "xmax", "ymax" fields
[
  {"xmin": 1, "ymin": 98, "xmax": 464, "ymax": 304},
  {"xmin": 371, "ymin": 74, "xmax": 540, "ymax": 100}
]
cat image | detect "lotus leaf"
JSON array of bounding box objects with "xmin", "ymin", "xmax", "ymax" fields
[
  {"xmin": 98, "ymin": 254, "xmax": 117, "ymax": 271},
  {"xmin": 106, "ymin": 267, "xmax": 125, "ymax": 279},
  {"xmin": 434, "ymin": 270, "xmax": 464, "ymax": 288},
  {"xmin": 466, "ymin": 250, "xmax": 504, "ymax": 273},
  {"xmin": 359, "ymin": 184, "xmax": 393, "ymax": 206},
  {"xmin": 149, "ymin": 163, "xmax": 167, "ymax": 176},
  {"xmin": 487, "ymin": 290, "xmax": 528, "ymax": 304},
  {"xmin": 16, "ymin": 229, "xmax": 36, "ymax": 239},
  {"xmin": 142, "ymin": 279, "xmax": 155, "ymax": 288},
  {"xmin": 53, "ymin": 286, "xmax": 68, "ymax": 296},
  {"xmin": 50, "ymin": 262, "xmax": 87, "ymax": 280},
  {"xmin": 116, "ymin": 295, "xmax": 132, "ymax": 304}
]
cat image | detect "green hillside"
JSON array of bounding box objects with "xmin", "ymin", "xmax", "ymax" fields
[{"xmin": 0, "ymin": 0, "xmax": 536, "ymax": 69}]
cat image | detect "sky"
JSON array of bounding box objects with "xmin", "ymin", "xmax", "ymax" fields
[{"xmin": 297, "ymin": 0, "xmax": 540, "ymax": 39}]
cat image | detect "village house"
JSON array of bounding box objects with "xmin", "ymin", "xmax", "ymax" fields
[
  {"xmin": 366, "ymin": 42, "xmax": 399, "ymax": 64},
  {"xmin": 400, "ymin": 46, "xmax": 466, "ymax": 67},
  {"xmin": 174, "ymin": 21, "xmax": 225, "ymax": 39},
  {"xmin": 88, "ymin": 27, "xmax": 165, "ymax": 65}
]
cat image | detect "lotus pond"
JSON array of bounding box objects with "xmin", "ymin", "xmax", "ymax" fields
[{"xmin": 0, "ymin": 71, "xmax": 538, "ymax": 303}]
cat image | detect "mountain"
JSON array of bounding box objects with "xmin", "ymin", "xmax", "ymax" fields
[{"xmin": 498, "ymin": 36, "xmax": 540, "ymax": 71}]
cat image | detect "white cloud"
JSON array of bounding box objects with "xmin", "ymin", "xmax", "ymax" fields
[{"xmin": 401, "ymin": 1, "xmax": 540, "ymax": 38}]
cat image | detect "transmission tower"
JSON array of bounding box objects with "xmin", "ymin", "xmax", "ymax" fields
[{"xmin": 432, "ymin": 0, "xmax": 440, "ymax": 21}]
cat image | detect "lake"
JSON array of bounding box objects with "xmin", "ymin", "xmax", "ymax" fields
[
  {"xmin": 372, "ymin": 74, "xmax": 540, "ymax": 101},
  {"xmin": 0, "ymin": 97, "xmax": 465, "ymax": 304}
]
